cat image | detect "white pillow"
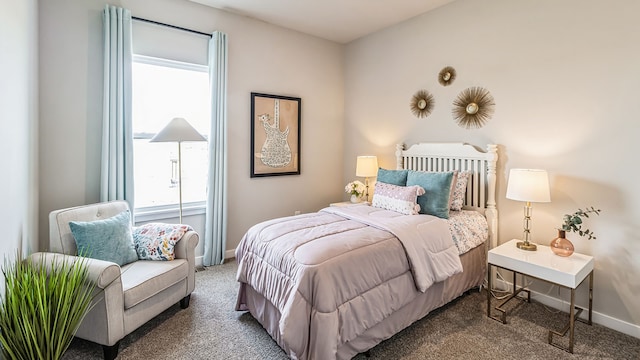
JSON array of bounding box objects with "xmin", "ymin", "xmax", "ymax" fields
[{"xmin": 372, "ymin": 182, "xmax": 425, "ymax": 215}]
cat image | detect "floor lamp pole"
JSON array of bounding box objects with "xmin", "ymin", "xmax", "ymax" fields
[{"xmin": 178, "ymin": 141, "xmax": 183, "ymax": 224}]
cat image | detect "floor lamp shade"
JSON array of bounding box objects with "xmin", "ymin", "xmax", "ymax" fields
[
  {"xmin": 150, "ymin": 118, "xmax": 207, "ymax": 223},
  {"xmin": 150, "ymin": 118, "xmax": 207, "ymax": 143},
  {"xmin": 506, "ymin": 168, "xmax": 551, "ymax": 251}
]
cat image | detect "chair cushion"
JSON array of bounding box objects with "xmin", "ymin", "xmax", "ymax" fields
[
  {"xmin": 121, "ymin": 259, "xmax": 188, "ymax": 309},
  {"xmin": 69, "ymin": 210, "xmax": 138, "ymax": 266}
]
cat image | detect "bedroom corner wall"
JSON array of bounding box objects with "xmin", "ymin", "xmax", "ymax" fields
[
  {"xmin": 344, "ymin": 0, "xmax": 640, "ymax": 337},
  {"xmin": 0, "ymin": 0, "xmax": 39, "ymax": 288},
  {"xmin": 38, "ymin": 0, "xmax": 344, "ymax": 257}
]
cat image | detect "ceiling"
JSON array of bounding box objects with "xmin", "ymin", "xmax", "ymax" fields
[{"xmin": 189, "ymin": 0, "xmax": 457, "ymax": 44}]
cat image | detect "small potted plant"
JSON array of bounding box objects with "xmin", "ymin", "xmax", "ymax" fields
[
  {"xmin": 344, "ymin": 180, "xmax": 365, "ymax": 203},
  {"xmin": 551, "ymin": 206, "xmax": 601, "ymax": 256}
]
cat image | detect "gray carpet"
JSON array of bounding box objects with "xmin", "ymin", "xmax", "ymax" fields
[{"xmin": 64, "ymin": 260, "xmax": 640, "ymax": 359}]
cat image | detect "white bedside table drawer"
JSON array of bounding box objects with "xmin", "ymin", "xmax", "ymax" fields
[{"xmin": 488, "ymin": 239, "xmax": 594, "ymax": 288}]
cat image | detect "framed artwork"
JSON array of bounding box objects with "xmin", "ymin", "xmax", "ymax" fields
[{"xmin": 250, "ymin": 92, "xmax": 301, "ymax": 177}]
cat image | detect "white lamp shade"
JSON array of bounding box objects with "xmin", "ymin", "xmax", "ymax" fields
[
  {"xmin": 356, "ymin": 156, "xmax": 378, "ymax": 177},
  {"xmin": 506, "ymin": 168, "xmax": 551, "ymax": 203},
  {"xmin": 150, "ymin": 117, "xmax": 207, "ymax": 143}
]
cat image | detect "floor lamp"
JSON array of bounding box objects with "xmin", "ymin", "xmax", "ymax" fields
[{"xmin": 151, "ymin": 117, "xmax": 207, "ymax": 224}]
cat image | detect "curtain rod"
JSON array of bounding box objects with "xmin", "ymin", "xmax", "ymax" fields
[{"xmin": 132, "ymin": 16, "xmax": 212, "ymax": 38}]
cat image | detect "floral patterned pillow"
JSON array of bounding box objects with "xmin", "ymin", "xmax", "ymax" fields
[
  {"xmin": 372, "ymin": 182, "xmax": 425, "ymax": 215},
  {"xmin": 450, "ymin": 171, "xmax": 470, "ymax": 211},
  {"xmin": 132, "ymin": 223, "xmax": 193, "ymax": 261}
]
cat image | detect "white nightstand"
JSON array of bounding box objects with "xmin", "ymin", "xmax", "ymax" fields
[{"xmin": 487, "ymin": 239, "xmax": 594, "ymax": 353}]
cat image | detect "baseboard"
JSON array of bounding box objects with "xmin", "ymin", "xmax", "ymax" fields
[
  {"xmin": 195, "ymin": 249, "xmax": 235, "ymax": 268},
  {"xmin": 493, "ymin": 278, "xmax": 640, "ymax": 340}
]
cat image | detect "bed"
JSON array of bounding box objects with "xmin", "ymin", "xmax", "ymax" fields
[{"xmin": 235, "ymin": 142, "xmax": 498, "ymax": 359}]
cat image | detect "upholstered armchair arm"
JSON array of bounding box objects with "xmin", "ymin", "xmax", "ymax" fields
[
  {"xmin": 174, "ymin": 230, "xmax": 199, "ymax": 295},
  {"xmin": 27, "ymin": 252, "xmax": 121, "ymax": 288},
  {"xmin": 27, "ymin": 252, "xmax": 125, "ymax": 347}
]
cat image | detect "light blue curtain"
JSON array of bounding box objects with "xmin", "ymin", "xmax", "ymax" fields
[
  {"xmin": 203, "ymin": 32, "xmax": 228, "ymax": 266},
  {"xmin": 101, "ymin": 5, "xmax": 134, "ymax": 211}
]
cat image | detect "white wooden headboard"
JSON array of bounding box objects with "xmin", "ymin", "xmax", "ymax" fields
[{"xmin": 396, "ymin": 142, "xmax": 498, "ymax": 249}]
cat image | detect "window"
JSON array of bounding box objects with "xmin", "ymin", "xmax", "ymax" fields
[{"xmin": 132, "ymin": 56, "xmax": 210, "ymax": 211}]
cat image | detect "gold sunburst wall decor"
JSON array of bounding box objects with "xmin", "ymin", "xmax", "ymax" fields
[
  {"xmin": 452, "ymin": 86, "xmax": 495, "ymax": 129},
  {"xmin": 410, "ymin": 90, "xmax": 434, "ymax": 118},
  {"xmin": 438, "ymin": 66, "xmax": 456, "ymax": 86}
]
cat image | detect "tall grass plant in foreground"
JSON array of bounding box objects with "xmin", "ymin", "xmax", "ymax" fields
[{"xmin": 0, "ymin": 253, "xmax": 95, "ymax": 360}]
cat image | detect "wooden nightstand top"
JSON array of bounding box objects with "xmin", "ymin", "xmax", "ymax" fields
[{"xmin": 488, "ymin": 239, "xmax": 594, "ymax": 289}]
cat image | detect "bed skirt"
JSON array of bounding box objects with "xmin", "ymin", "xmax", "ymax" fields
[{"xmin": 237, "ymin": 242, "xmax": 486, "ymax": 359}]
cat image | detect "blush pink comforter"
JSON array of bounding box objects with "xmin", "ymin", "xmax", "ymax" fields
[{"xmin": 235, "ymin": 204, "xmax": 463, "ymax": 359}]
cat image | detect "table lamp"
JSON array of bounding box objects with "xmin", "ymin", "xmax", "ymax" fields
[
  {"xmin": 506, "ymin": 168, "xmax": 551, "ymax": 251},
  {"xmin": 151, "ymin": 117, "xmax": 207, "ymax": 224},
  {"xmin": 356, "ymin": 155, "xmax": 378, "ymax": 202}
]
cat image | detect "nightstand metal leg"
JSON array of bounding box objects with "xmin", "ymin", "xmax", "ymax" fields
[
  {"xmin": 569, "ymin": 288, "xmax": 575, "ymax": 353},
  {"xmin": 548, "ymin": 271, "xmax": 593, "ymax": 354},
  {"xmin": 486, "ymin": 263, "xmax": 492, "ymax": 318},
  {"xmin": 487, "ymin": 268, "xmax": 530, "ymax": 324},
  {"xmin": 548, "ymin": 289, "xmax": 581, "ymax": 353},
  {"xmin": 588, "ymin": 271, "xmax": 593, "ymax": 325}
]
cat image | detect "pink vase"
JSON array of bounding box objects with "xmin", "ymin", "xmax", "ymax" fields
[{"xmin": 550, "ymin": 229, "xmax": 574, "ymax": 257}]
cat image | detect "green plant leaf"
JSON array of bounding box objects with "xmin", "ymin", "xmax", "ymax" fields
[{"xmin": 0, "ymin": 252, "xmax": 96, "ymax": 360}]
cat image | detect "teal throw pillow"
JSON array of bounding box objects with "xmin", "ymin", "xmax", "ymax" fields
[
  {"xmin": 377, "ymin": 168, "xmax": 409, "ymax": 186},
  {"xmin": 406, "ymin": 171, "xmax": 455, "ymax": 219},
  {"xmin": 69, "ymin": 210, "xmax": 138, "ymax": 266}
]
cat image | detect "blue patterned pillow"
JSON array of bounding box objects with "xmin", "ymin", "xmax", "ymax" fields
[
  {"xmin": 406, "ymin": 170, "xmax": 455, "ymax": 219},
  {"xmin": 69, "ymin": 210, "xmax": 138, "ymax": 266},
  {"xmin": 377, "ymin": 168, "xmax": 409, "ymax": 186},
  {"xmin": 133, "ymin": 223, "xmax": 193, "ymax": 261}
]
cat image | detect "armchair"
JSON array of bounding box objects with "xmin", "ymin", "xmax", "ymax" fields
[{"xmin": 30, "ymin": 200, "xmax": 199, "ymax": 360}]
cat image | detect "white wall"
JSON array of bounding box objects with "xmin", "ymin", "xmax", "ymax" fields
[
  {"xmin": 0, "ymin": 0, "xmax": 39, "ymax": 279},
  {"xmin": 38, "ymin": 0, "xmax": 344, "ymax": 255},
  {"xmin": 345, "ymin": 0, "xmax": 640, "ymax": 335}
]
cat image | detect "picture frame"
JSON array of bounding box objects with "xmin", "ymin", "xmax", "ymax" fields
[{"xmin": 250, "ymin": 92, "xmax": 301, "ymax": 177}]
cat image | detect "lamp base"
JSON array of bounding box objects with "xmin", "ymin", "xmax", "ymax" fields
[{"xmin": 516, "ymin": 241, "xmax": 537, "ymax": 251}]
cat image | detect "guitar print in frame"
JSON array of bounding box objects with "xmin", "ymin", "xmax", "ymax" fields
[{"xmin": 251, "ymin": 93, "xmax": 301, "ymax": 177}]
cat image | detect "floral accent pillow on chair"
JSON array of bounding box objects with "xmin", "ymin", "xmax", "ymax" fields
[{"xmin": 133, "ymin": 223, "xmax": 193, "ymax": 261}]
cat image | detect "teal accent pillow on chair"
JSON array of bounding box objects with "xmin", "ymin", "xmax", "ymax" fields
[
  {"xmin": 69, "ymin": 210, "xmax": 138, "ymax": 266},
  {"xmin": 377, "ymin": 168, "xmax": 409, "ymax": 186},
  {"xmin": 406, "ymin": 170, "xmax": 455, "ymax": 219}
]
